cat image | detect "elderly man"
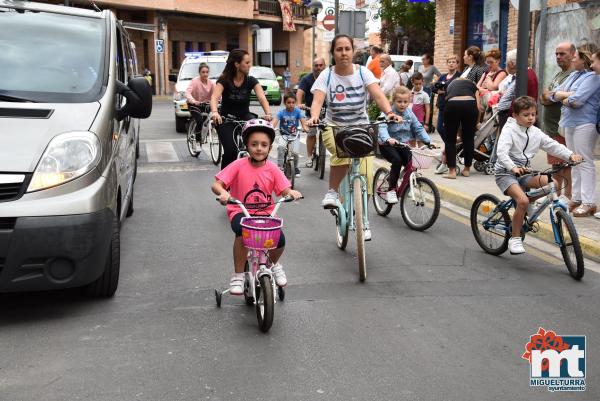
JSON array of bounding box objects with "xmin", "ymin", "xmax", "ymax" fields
[
  {"xmin": 496, "ymin": 48, "xmax": 539, "ymax": 132},
  {"xmin": 379, "ymin": 54, "xmax": 399, "ymax": 97},
  {"xmin": 540, "ymin": 42, "xmax": 576, "ymax": 201},
  {"xmin": 297, "ymin": 57, "xmax": 326, "ymax": 166}
]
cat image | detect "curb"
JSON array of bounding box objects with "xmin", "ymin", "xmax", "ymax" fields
[{"xmin": 373, "ymin": 158, "xmax": 600, "ymax": 263}]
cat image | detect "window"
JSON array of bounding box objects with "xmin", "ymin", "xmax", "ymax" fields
[
  {"xmin": 185, "ymin": 41, "xmax": 193, "ymax": 52},
  {"xmin": 171, "ymin": 40, "xmax": 180, "ymax": 69},
  {"xmin": 210, "ymin": 42, "xmax": 218, "ymax": 51},
  {"xmin": 466, "ymin": 0, "xmax": 509, "ymax": 66},
  {"xmin": 198, "ymin": 42, "xmax": 205, "ymax": 52}
]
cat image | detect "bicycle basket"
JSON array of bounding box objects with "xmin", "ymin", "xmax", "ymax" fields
[
  {"xmin": 411, "ymin": 148, "xmax": 440, "ymax": 169},
  {"xmin": 332, "ymin": 124, "xmax": 378, "ymax": 158},
  {"xmin": 240, "ymin": 217, "xmax": 283, "ymax": 250}
]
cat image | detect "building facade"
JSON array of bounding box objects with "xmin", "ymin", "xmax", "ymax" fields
[
  {"xmin": 433, "ymin": 0, "xmax": 595, "ymax": 71},
  {"xmin": 61, "ymin": 0, "xmax": 312, "ymax": 94}
]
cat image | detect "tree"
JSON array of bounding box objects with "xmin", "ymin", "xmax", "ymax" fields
[{"xmin": 379, "ymin": 0, "xmax": 436, "ymax": 56}]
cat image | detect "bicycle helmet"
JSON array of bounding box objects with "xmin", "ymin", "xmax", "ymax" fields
[
  {"xmin": 242, "ymin": 119, "xmax": 276, "ymax": 145},
  {"xmin": 334, "ymin": 126, "xmax": 376, "ymax": 158}
]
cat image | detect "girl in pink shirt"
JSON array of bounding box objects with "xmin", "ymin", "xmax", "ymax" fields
[
  {"xmin": 212, "ymin": 119, "xmax": 302, "ymax": 295},
  {"xmin": 185, "ymin": 63, "xmax": 215, "ymax": 105}
]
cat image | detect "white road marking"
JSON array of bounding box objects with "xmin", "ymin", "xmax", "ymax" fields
[
  {"xmin": 140, "ymin": 138, "xmax": 187, "ymax": 143},
  {"xmin": 138, "ymin": 164, "xmax": 213, "ymax": 173},
  {"xmin": 145, "ymin": 141, "xmax": 179, "ymax": 163}
]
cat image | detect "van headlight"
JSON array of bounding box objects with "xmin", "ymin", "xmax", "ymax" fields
[
  {"xmin": 28, "ymin": 132, "xmax": 101, "ymax": 192},
  {"xmin": 174, "ymin": 91, "xmax": 185, "ymax": 101}
]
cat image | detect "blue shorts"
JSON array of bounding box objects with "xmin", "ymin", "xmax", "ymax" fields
[{"xmin": 231, "ymin": 213, "xmax": 286, "ymax": 248}]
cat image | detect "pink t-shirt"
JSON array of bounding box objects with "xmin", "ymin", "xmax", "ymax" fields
[
  {"xmin": 409, "ymin": 89, "xmax": 430, "ymax": 123},
  {"xmin": 215, "ymin": 158, "xmax": 291, "ymax": 221},
  {"xmin": 185, "ymin": 76, "xmax": 214, "ymax": 104}
]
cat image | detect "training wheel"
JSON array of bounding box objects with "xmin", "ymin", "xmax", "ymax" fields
[{"xmin": 215, "ymin": 289, "xmax": 222, "ymax": 307}]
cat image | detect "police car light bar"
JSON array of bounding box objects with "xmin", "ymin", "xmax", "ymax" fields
[{"xmin": 184, "ymin": 51, "xmax": 229, "ymax": 58}]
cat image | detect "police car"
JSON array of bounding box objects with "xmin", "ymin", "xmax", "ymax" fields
[{"xmin": 169, "ymin": 51, "xmax": 228, "ymax": 132}]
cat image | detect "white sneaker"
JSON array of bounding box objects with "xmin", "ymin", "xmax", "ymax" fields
[
  {"xmin": 508, "ymin": 237, "xmax": 525, "ymax": 255},
  {"xmin": 385, "ymin": 190, "xmax": 398, "ymax": 204},
  {"xmin": 271, "ymin": 263, "xmax": 287, "ymax": 287},
  {"xmin": 364, "ymin": 229, "xmax": 372, "ymax": 241},
  {"xmin": 229, "ymin": 273, "xmax": 244, "ymax": 295},
  {"xmin": 594, "ymin": 211, "xmax": 600, "ymax": 219},
  {"xmin": 435, "ymin": 163, "xmax": 449, "ymax": 174},
  {"xmin": 321, "ymin": 189, "xmax": 339, "ymax": 208}
]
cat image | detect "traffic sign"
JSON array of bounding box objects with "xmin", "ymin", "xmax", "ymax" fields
[
  {"xmin": 155, "ymin": 39, "xmax": 164, "ymax": 54},
  {"xmin": 323, "ymin": 14, "xmax": 335, "ymax": 31}
]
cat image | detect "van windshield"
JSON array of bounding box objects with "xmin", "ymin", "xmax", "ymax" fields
[
  {"xmin": 0, "ymin": 10, "xmax": 105, "ymax": 103},
  {"xmin": 179, "ymin": 61, "xmax": 227, "ymax": 81}
]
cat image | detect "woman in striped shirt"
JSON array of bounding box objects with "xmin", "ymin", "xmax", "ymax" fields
[{"xmin": 308, "ymin": 34, "xmax": 401, "ymax": 227}]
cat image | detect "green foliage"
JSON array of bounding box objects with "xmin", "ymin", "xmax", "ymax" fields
[
  {"xmin": 379, "ymin": 0, "xmax": 436, "ymax": 55},
  {"xmin": 368, "ymin": 101, "xmax": 381, "ymax": 123}
]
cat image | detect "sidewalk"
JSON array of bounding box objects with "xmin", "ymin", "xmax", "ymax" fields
[{"xmin": 376, "ymin": 135, "xmax": 600, "ymax": 262}]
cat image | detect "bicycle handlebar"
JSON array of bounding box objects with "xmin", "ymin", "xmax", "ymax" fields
[
  {"xmin": 216, "ymin": 195, "xmax": 304, "ymax": 217},
  {"xmin": 514, "ymin": 160, "xmax": 583, "ymax": 178}
]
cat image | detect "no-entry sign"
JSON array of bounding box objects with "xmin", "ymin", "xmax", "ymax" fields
[{"xmin": 323, "ymin": 14, "xmax": 335, "ymax": 31}]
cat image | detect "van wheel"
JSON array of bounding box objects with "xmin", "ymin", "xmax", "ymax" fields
[
  {"xmin": 126, "ymin": 189, "xmax": 134, "ymax": 218},
  {"xmin": 175, "ymin": 117, "xmax": 187, "ymax": 133},
  {"xmin": 84, "ymin": 216, "xmax": 120, "ymax": 298}
]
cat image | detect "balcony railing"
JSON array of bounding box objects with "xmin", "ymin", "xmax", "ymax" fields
[{"xmin": 254, "ymin": 0, "xmax": 309, "ymax": 19}]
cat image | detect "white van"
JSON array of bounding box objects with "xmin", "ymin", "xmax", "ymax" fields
[
  {"xmin": 389, "ymin": 55, "xmax": 423, "ymax": 74},
  {"xmin": 0, "ymin": 1, "xmax": 152, "ymax": 297},
  {"xmin": 169, "ymin": 51, "xmax": 228, "ymax": 132}
]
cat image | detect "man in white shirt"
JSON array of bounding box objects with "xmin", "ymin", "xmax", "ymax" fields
[{"xmin": 379, "ymin": 54, "xmax": 399, "ymax": 97}]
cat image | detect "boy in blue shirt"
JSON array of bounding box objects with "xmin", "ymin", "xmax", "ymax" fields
[
  {"xmin": 273, "ymin": 93, "xmax": 308, "ymax": 177},
  {"xmin": 378, "ymin": 86, "xmax": 432, "ymax": 204}
]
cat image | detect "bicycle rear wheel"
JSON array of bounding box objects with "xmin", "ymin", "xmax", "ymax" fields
[
  {"xmin": 208, "ymin": 125, "xmax": 222, "ymax": 165},
  {"xmin": 400, "ymin": 176, "xmax": 440, "ymax": 231},
  {"xmin": 256, "ymin": 275, "xmax": 274, "ymax": 332},
  {"xmin": 555, "ymin": 209, "xmax": 584, "ymax": 280},
  {"xmin": 186, "ymin": 120, "xmax": 200, "ymax": 157},
  {"xmin": 470, "ymin": 194, "xmax": 510, "ymax": 255},
  {"xmin": 318, "ymin": 136, "xmax": 326, "ymax": 179},
  {"xmin": 372, "ymin": 167, "xmax": 393, "ymax": 216},
  {"xmin": 354, "ymin": 179, "xmax": 366, "ymax": 282}
]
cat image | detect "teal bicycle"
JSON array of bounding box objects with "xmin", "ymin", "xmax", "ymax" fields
[{"xmin": 319, "ymin": 122, "xmax": 383, "ymax": 282}]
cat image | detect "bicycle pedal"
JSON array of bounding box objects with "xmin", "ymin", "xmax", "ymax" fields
[{"xmin": 530, "ymin": 222, "xmax": 540, "ymax": 233}]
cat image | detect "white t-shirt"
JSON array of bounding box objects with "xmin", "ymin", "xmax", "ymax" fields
[{"xmin": 311, "ymin": 64, "xmax": 378, "ymax": 125}]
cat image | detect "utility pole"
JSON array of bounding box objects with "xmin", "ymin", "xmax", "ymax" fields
[
  {"xmin": 516, "ymin": 0, "xmax": 530, "ymax": 97},
  {"xmin": 334, "ymin": 0, "xmax": 339, "ymax": 35}
]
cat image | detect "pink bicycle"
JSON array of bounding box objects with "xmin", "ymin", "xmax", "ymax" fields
[{"xmin": 214, "ymin": 196, "xmax": 299, "ymax": 333}]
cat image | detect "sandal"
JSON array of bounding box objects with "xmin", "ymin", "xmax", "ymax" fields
[
  {"xmin": 460, "ymin": 170, "xmax": 470, "ymax": 177},
  {"xmin": 573, "ymin": 204, "xmax": 597, "ymax": 217},
  {"xmin": 568, "ymin": 200, "xmax": 582, "ymax": 213},
  {"xmin": 443, "ymin": 173, "xmax": 457, "ymax": 179}
]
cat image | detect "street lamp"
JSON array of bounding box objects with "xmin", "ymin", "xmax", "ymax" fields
[
  {"xmin": 394, "ymin": 26, "xmax": 404, "ymax": 55},
  {"xmin": 308, "ymin": 1, "xmax": 323, "ymax": 59},
  {"xmin": 251, "ymin": 24, "xmax": 260, "ymax": 66},
  {"xmin": 402, "ymin": 35, "xmax": 409, "ymax": 56}
]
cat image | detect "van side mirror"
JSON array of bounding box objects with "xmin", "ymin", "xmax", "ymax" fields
[
  {"xmin": 168, "ymin": 74, "xmax": 178, "ymax": 82},
  {"xmin": 115, "ymin": 77, "xmax": 153, "ymax": 121}
]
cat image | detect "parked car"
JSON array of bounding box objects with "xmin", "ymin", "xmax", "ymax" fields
[
  {"xmin": 0, "ymin": 0, "xmax": 152, "ymax": 297},
  {"xmin": 249, "ymin": 66, "xmax": 282, "ymax": 105},
  {"xmin": 169, "ymin": 51, "xmax": 228, "ymax": 132}
]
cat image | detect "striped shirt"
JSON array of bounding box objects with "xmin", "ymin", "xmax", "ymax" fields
[{"xmin": 311, "ymin": 65, "xmax": 378, "ymax": 125}]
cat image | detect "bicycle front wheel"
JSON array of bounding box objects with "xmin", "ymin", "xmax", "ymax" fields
[
  {"xmin": 318, "ymin": 137, "xmax": 326, "ymax": 179},
  {"xmin": 400, "ymin": 176, "xmax": 440, "ymax": 231},
  {"xmin": 470, "ymin": 194, "xmax": 510, "ymax": 255},
  {"xmin": 354, "ymin": 179, "xmax": 366, "ymax": 282},
  {"xmin": 256, "ymin": 275, "xmax": 274, "ymax": 332},
  {"xmin": 284, "ymin": 156, "xmax": 295, "ymax": 189},
  {"xmin": 208, "ymin": 126, "xmax": 222, "ymax": 165},
  {"xmin": 187, "ymin": 120, "xmax": 200, "ymax": 157},
  {"xmin": 555, "ymin": 209, "xmax": 584, "ymax": 280},
  {"xmin": 373, "ymin": 167, "xmax": 393, "ymax": 216}
]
